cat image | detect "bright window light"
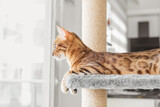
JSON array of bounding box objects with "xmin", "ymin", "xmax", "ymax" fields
[
  {"xmin": 111, "ymin": 12, "xmax": 127, "ymax": 33},
  {"xmin": 111, "ymin": 28, "xmax": 127, "ymax": 46},
  {"xmin": 0, "ymin": 0, "xmax": 50, "ymax": 107}
]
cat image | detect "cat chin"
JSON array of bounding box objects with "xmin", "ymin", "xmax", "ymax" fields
[
  {"xmin": 54, "ymin": 57, "xmax": 66, "ymax": 60},
  {"xmin": 53, "ymin": 54, "xmax": 66, "ymax": 60}
]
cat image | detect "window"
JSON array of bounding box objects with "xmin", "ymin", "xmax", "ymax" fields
[{"xmin": 0, "ymin": 0, "xmax": 52, "ymax": 107}]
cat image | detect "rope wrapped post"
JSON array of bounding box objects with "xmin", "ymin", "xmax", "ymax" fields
[{"xmin": 82, "ymin": 0, "xmax": 107, "ymax": 107}]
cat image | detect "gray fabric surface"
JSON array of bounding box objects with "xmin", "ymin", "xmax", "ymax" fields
[{"xmin": 66, "ymin": 74, "xmax": 160, "ymax": 89}]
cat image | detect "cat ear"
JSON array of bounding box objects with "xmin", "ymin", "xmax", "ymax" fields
[
  {"xmin": 57, "ymin": 25, "xmax": 73, "ymax": 41},
  {"xmin": 57, "ymin": 25, "xmax": 68, "ymax": 37}
]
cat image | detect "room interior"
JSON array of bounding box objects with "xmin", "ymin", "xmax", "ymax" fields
[
  {"xmin": 0, "ymin": 0, "xmax": 160, "ymax": 107},
  {"xmin": 55, "ymin": 0, "xmax": 160, "ymax": 107}
]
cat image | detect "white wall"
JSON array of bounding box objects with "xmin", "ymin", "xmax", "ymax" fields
[
  {"xmin": 127, "ymin": 0, "xmax": 160, "ymax": 11},
  {"xmin": 108, "ymin": 0, "xmax": 128, "ymax": 52},
  {"xmin": 63, "ymin": 0, "xmax": 82, "ymax": 36},
  {"xmin": 127, "ymin": 0, "xmax": 160, "ymax": 38},
  {"xmin": 128, "ymin": 15, "xmax": 159, "ymax": 38}
]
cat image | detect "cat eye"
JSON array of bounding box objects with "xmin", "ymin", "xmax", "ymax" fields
[{"xmin": 54, "ymin": 44, "xmax": 57, "ymax": 48}]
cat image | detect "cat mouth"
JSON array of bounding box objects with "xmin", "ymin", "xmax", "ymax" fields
[
  {"xmin": 52, "ymin": 50, "xmax": 56, "ymax": 56},
  {"xmin": 52, "ymin": 52, "xmax": 54, "ymax": 56}
]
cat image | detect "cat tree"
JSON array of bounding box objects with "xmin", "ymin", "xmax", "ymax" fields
[
  {"xmin": 65, "ymin": 0, "xmax": 160, "ymax": 107},
  {"xmin": 82, "ymin": 0, "xmax": 107, "ymax": 107},
  {"xmin": 81, "ymin": 0, "xmax": 107, "ymax": 107}
]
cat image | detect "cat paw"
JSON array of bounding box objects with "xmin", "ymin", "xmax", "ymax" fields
[
  {"xmin": 70, "ymin": 89, "xmax": 77, "ymax": 95},
  {"xmin": 61, "ymin": 84, "xmax": 69, "ymax": 94}
]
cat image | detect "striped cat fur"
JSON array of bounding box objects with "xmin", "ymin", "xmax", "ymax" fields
[{"xmin": 52, "ymin": 26, "xmax": 160, "ymax": 94}]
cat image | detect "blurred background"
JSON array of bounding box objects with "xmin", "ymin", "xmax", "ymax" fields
[{"xmin": 0, "ymin": 0, "xmax": 160, "ymax": 107}]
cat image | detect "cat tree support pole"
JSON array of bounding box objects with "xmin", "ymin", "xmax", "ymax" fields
[{"xmin": 82, "ymin": 0, "xmax": 107, "ymax": 107}]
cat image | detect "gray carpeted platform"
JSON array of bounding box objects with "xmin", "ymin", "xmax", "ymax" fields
[{"xmin": 66, "ymin": 74, "xmax": 160, "ymax": 89}]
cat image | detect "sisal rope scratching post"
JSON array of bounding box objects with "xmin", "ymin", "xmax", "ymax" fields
[{"xmin": 82, "ymin": 0, "xmax": 107, "ymax": 107}]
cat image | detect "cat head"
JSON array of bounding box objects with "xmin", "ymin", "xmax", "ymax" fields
[{"xmin": 52, "ymin": 26, "xmax": 76, "ymax": 59}]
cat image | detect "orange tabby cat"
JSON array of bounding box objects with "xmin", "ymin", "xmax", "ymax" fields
[{"xmin": 52, "ymin": 26, "xmax": 160, "ymax": 94}]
